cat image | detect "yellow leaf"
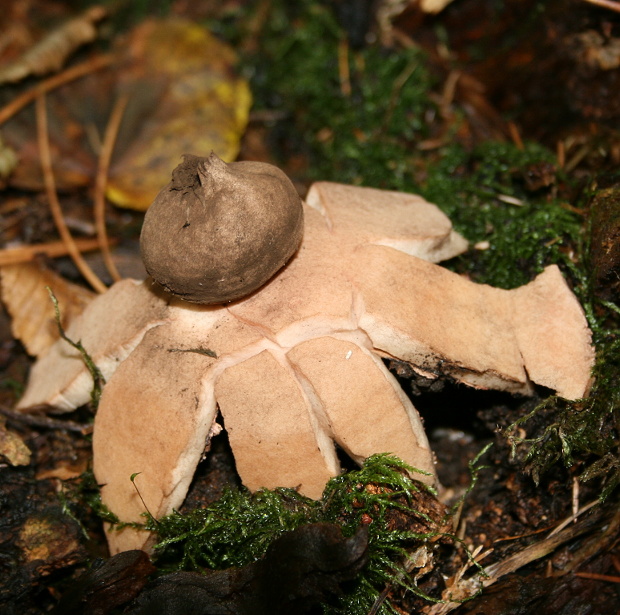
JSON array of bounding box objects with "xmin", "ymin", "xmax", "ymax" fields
[{"xmin": 106, "ymin": 19, "xmax": 252, "ymax": 211}]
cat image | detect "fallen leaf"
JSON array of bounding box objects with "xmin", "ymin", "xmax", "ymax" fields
[
  {"xmin": 420, "ymin": 0, "xmax": 456, "ymax": 13},
  {"xmin": 36, "ymin": 461, "xmax": 88, "ymax": 481},
  {"xmin": 1, "ymin": 18, "xmax": 251, "ymax": 210},
  {"xmin": 106, "ymin": 19, "xmax": 252, "ymax": 210},
  {"xmin": 0, "ymin": 6, "xmax": 107, "ymax": 85},
  {"xmin": 0, "ymin": 417, "xmax": 31, "ymax": 466},
  {"xmin": 19, "ymin": 514, "xmax": 81, "ymax": 566},
  {"xmin": 0, "ymin": 262, "xmax": 94, "ymax": 358}
]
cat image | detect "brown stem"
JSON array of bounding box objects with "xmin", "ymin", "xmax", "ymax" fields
[
  {"xmin": 35, "ymin": 92, "xmax": 107, "ymax": 294},
  {"xmin": 0, "ymin": 53, "xmax": 114, "ymax": 126},
  {"xmin": 0, "ymin": 237, "xmax": 109, "ymax": 266},
  {"xmin": 94, "ymin": 94, "xmax": 128, "ymax": 283}
]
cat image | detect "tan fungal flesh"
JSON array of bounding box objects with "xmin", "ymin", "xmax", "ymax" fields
[{"xmin": 16, "ymin": 182, "xmax": 594, "ymax": 554}]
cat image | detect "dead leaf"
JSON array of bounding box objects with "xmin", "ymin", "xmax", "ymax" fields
[
  {"xmin": 36, "ymin": 461, "xmax": 88, "ymax": 481},
  {"xmin": 106, "ymin": 19, "xmax": 252, "ymax": 210},
  {"xmin": 0, "ymin": 262, "xmax": 94, "ymax": 357},
  {"xmin": 0, "ymin": 6, "xmax": 107, "ymax": 85},
  {"xmin": 1, "ymin": 18, "xmax": 251, "ymax": 210},
  {"xmin": 19, "ymin": 514, "xmax": 81, "ymax": 565},
  {"xmin": 420, "ymin": 0, "xmax": 456, "ymax": 13},
  {"xmin": 0, "ymin": 417, "xmax": 31, "ymax": 466}
]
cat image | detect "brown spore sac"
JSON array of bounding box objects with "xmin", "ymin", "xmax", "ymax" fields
[{"xmin": 140, "ymin": 152, "xmax": 304, "ymax": 304}]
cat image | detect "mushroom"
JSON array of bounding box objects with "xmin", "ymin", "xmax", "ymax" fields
[
  {"xmin": 141, "ymin": 153, "xmax": 304, "ymax": 303},
  {"xmin": 14, "ymin": 162, "xmax": 594, "ymax": 555}
]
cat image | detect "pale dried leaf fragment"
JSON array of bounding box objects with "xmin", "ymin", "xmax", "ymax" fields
[
  {"xmin": 0, "ymin": 418, "xmax": 31, "ymax": 466},
  {"xmin": 0, "ymin": 262, "xmax": 94, "ymax": 357},
  {"xmin": 420, "ymin": 0, "xmax": 456, "ymax": 13},
  {"xmin": 0, "ymin": 6, "xmax": 107, "ymax": 85}
]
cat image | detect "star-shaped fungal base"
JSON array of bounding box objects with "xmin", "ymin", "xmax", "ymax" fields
[{"xmin": 16, "ymin": 183, "xmax": 594, "ymax": 554}]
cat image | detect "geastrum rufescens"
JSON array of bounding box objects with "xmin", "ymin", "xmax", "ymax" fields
[{"xmin": 15, "ymin": 153, "xmax": 594, "ymax": 554}]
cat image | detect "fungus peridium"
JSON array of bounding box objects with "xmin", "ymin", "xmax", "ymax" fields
[
  {"xmin": 11, "ymin": 174, "xmax": 594, "ymax": 555},
  {"xmin": 140, "ymin": 152, "xmax": 304, "ymax": 304}
]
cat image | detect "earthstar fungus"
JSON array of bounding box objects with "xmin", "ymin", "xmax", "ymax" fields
[
  {"xmin": 15, "ymin": 158, "xmax": 594, "ymax": 555},
  {"xmin": 141, "ymin": 153, "xmax": 304, "ymax": 304}
]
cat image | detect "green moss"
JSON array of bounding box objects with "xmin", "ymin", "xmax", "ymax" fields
[
  {"xmin": 422, "ymin": 140, "xmax": 583, "ymax": 288},
  {"xmin": 48, "ymin": 287, "xmax": 105, "ymax": 409},
  {"xmin": 144, "ymin": 454, "xmax": 449, "ymax": 614},
  {"xmin": 239, "ymin": 0, "xmax": 436, "ymax": 188},
  {"xmin": 59, "ymin": 470, "xmax": 121, "ymax": 534},
  {"xmin": 237, "ymin": 0, "xmax": 620, "ymax": 505},
  {"xmin": 232, "ymin": 3, "xmax": 585, "ymax": 291},
  {"xmin": 505, "ymin": 298, "xmax": 620, "ymax": 500},
  {"xmin": 150, "ymin": 487, "xmax": 319, "ymax": 570}
]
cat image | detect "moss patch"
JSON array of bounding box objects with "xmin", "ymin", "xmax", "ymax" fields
[{"xmin": 144, "ymin": 455, "xmax": 453, "ymax": 614}]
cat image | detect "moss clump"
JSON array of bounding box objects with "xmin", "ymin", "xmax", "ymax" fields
[
  {"xmin": 236, "ymin": 0, "xmax": 436, "ymax": 188},
  {"xmin": 145, "ymin": 455, "xmax": 449, "ymax": 614},
  {"xmin": 422, "ymin": 140, "xmax": 583, "ymax": 289},
  {"xmin": 505, "ymin": 298, "xmax": 620, "ymax": 500}
]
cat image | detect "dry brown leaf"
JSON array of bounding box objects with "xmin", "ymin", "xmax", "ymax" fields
[
  {"xmin": 0, "ymin": 6, "xmax": 107, "ymax": 85},
  {"xmin": 36, "ymin": 461, "xmax": 88, "ymax": 481},
  {"xmin": 0, "ymin": 417, "xmax": 31, "ymax": 466},
  {"xmin": 2, "ymin": 18, "xmax": 251, "ymax": 209},
  {"xmin": 0, "ymin": 262, "xmax": 94, "ymax": 357}
]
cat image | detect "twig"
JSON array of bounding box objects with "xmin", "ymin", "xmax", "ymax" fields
[
  {"xmin": 94, "ymin": 94, "xmax": 128, "ymax": 283},
  {"xmin": 35, "ymin": 92, "xmax": 107, "ymax": 294},
  {"xmin": 0, "ymin": 403, "xmax": 92, "ymax": 434},
  {"xmin": 367, "ymin": 585, "xmax": 390, "ymax": 615},
  {"xmin": 574, "ymin": 571, "xmax": 620, "ymax": 583},
  {"xmin": 338, "ymin": 38, "xmax": 351, "ymax": 97},
  {"xmin": 547, "ymin": 499, "xmax": 599, "ymax": 538},
  {"xmin": 582, "ymin": 0, "xmax": 620, "ymax": 13},
  {"xmin": 0, "ymin": 53, "xmax": 114, "ymax": 126},
  {"xmin": 0, "ymin": 237, "xmax": 108, "ymax": 266},
  {"xmin": 507, "ymin": 122, "xmax": 524, "ymax": 151},
  {"xmin": 424, "ymin": 506, "xmax": 604, "ymax": 614}
]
